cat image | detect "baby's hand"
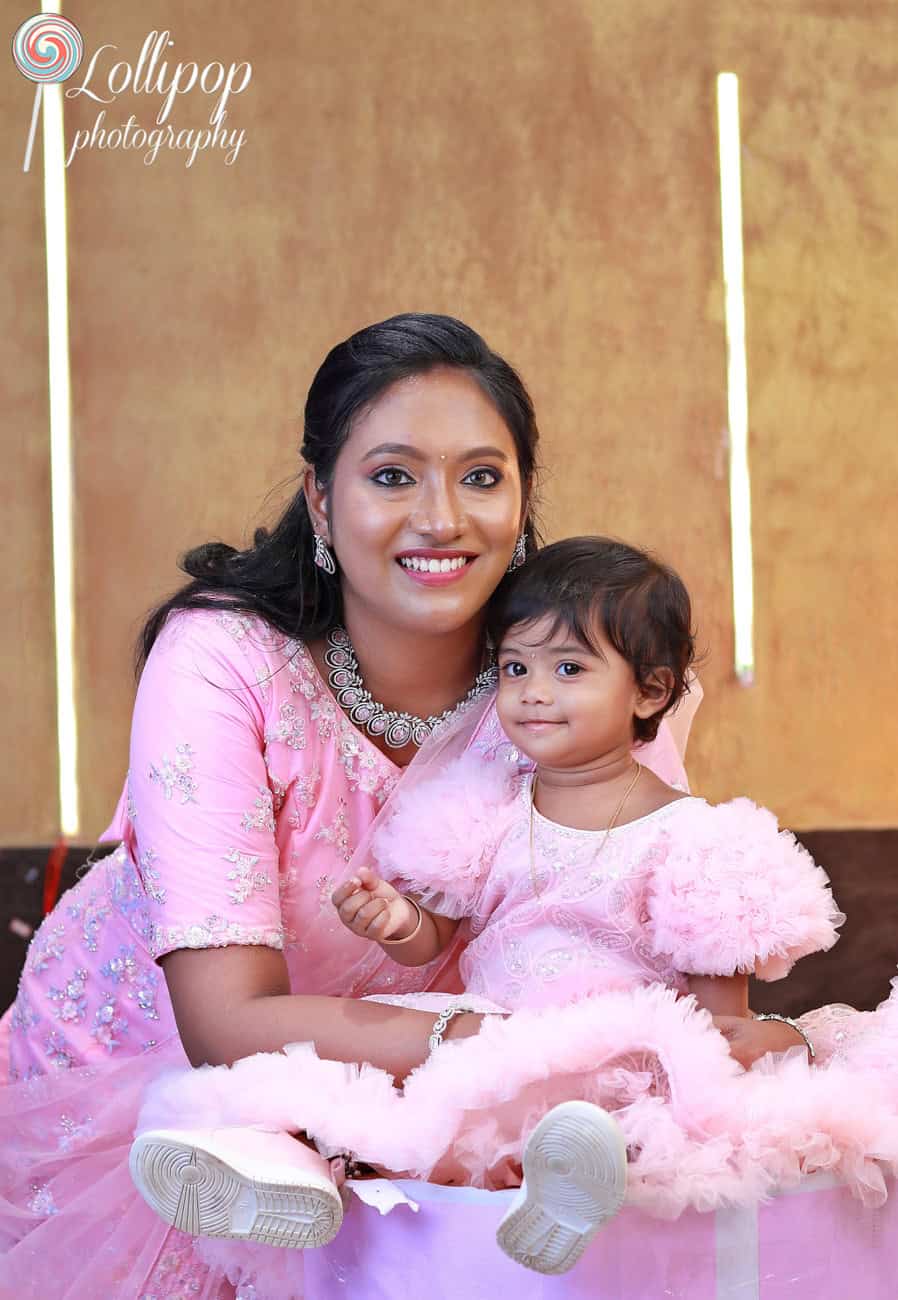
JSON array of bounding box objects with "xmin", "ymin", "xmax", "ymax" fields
[
  {"xmin": 713, "ymin": 1014, "xmax": 811, "ymax": 1068},
  {"xmin": 331, "ymin": 866, "xmax": 419, "ymax": 942}
]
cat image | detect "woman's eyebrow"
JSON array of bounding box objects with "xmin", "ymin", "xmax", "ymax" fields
[
  {"xmin": 361, "ymin": 443, "xmax": 510, "ymax": 462},
  {"xmin": 460, "ymin": 445, "xmax": 510, "ymax": 462},
  {"xmin": 362, "ymin": 442, "xmax": 423, "ymax": 461}
]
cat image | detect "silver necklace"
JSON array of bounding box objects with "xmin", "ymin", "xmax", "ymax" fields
[{"xmin": 324, "ymin": 625, "xmax": 497, "ymax": 748}]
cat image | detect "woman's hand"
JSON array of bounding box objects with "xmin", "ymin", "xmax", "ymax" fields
[
  {"xmin": 713, "ymin": 1013, "xmax": 812, "ymax": 1069},
  {"xmin": 331, "ymin": 866, "xmax": 419, "ymax": 941}
]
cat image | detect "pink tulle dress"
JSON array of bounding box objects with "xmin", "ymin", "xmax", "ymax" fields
[
  {"xmin": 0, "ymin": 609, "xmax": 692, "ymax": 1299},
  {"xmin": 141, "ymin": 747, "xmax": 898, "ymax": 1274}
]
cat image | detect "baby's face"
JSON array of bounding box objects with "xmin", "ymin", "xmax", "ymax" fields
[{"xmin": 496, "ymin": 616, "xmax": 641, "ymax": 771}]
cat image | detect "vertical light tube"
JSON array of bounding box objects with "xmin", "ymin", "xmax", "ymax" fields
[
  {"xmin": 716, "ymin": 72, "xmax": 755, "ymax": 686},
  {"xmin": 42, "ymin": 49, "xmax": 79, "ymax": 834}
]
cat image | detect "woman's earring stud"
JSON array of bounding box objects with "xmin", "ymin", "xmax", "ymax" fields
[
  {"xmin": 507, "ymin": 534, "xmax": 527, "ymax": 572},
  {"xmin": 314, "ymin": 533, "xmax": 337, "ymax": 575}
]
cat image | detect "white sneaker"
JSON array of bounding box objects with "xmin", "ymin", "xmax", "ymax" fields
[
  {"xmin": 496, "ymin": 1101, "xmax": 628, "ymax": 1275},
  {"xmin": 129, "ymin": 1126, "xmax": 344, "ymax": 1249}
]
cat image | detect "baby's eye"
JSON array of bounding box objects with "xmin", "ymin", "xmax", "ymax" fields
[
  {"xmin": 371, "ymin": 467, "xmax": 415, "ymax": 487},
  {"xmin": 557, "ymin": 662, "xmax": 583, "ymax": 677},
  {"xmin": 500, "ymin": 661, "xmax": 527, "ymax": 678},
  {"xmin": 462, "ymin": 467, "xmax": 501, "ymax": 488}
]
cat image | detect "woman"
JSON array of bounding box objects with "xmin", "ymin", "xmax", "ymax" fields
[{"xmin": 1, "ymin": 314, "xmax": 800, "ymax": 1298}]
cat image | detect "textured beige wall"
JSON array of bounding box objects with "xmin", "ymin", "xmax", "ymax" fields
[
  {"xmin": 2, "ymin": 0, "xmax": 896, "ymax": 840},
  {"xmin": 693, "ymin": 5, "xmax": 898, "ymax": 824},
  {"xmin": 2, "ymin": 0, "xmax": 59, "ymax": 844}
]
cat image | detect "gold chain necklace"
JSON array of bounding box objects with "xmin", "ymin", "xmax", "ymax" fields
[{"xmin": 528, "ymin": 762, "xmax": 643, "ymax": 898}]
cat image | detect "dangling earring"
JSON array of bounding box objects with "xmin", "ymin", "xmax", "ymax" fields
[
  {"xmin": 507, "ymin": 533, "xmax": 527, "ymax": 572},
  {"xmin": 313, "ymin": 533, "xmax": 336, "ymax": 576}
]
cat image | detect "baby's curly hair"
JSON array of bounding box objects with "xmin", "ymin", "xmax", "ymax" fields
[{"xmin": 488, "ymin": 536, "xmax": 696, "ymax": 743}]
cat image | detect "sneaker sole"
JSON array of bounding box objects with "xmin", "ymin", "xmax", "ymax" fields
[
  {"xmin": 129, "ymin": 1130, "xmax": 343, "ymax": 1249},
  {"xmin": 496, "ymin": 1101, "xmax": 627, "ymax": 1275}
]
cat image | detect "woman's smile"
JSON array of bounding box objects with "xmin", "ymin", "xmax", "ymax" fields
[{"xmin": 396, "ymin": 548, "xmax": 478, "ymax": 585}]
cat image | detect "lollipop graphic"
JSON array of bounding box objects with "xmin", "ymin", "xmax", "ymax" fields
[{"xmin": 12, "ymin": 13, "xmax": 84, "ymax": 172}]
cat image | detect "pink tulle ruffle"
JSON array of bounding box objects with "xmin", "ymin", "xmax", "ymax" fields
[
  {"xmin": 139, "ymin": 982, "xmax": 898, "ymax": 1223},
  {"xmin": 372, "ymin": 750, "xmax": 520, "ymax": 917},
  {"xmin": 647, "ymin": 798, "xmax": 844, "ymax": 980}
]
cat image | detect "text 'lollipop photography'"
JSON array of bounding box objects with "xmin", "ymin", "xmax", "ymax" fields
[{"xmin": 11, "ymin": 21, "xmax": 253, "ymax": 169}]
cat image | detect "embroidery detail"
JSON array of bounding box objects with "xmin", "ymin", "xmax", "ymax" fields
[
  {"xmin": 92, "ymin": 993, "xmax": 129, "ymax": 1052},
  {"xmin": 131, "ymin": 967, "xmax": 160, "ymax": 1019},
  {"xmin": 100, "ymin": 944, "xmax": 161, "ymax": 1020},
  {"xmin": 294, "ymin": 763, "xmax": 321, "ymax": 808},
  {"xmin": 315, "ymin": 873, "xmax": 335, "ymax": 909},
  {"xmin": 151, "ymin": 915, "xmax": 284, "ymax": 956},
  {"xmin": 58, "ymin": 1113, "xmax": 95, "ymax": 1151},
  {"xmin": 9, "ymin": 1063, "xmax": 43, "ymax": 1084},
  {"xmin": 10, "ymin": 989, "xmax": 41, "ymax": 1033},
  {"xmin": 149, "ymin": 743, "xmax": 198, "ymax": 804},
  {"xmin": 278, "ymin": 638, "xmax": 396, "ymax": 801},
  {"xmin": 335, "ymin": 729, "xmax": 394, "ymax": 800},
  {"xmin": 100, "ymin": 945, "xmax": 139, "ymax": 984},
  {"xmin": 139, "ymin": 1233, "xmax": 217, "ymax": 1296},
  {"xmin": 469, "ymin": 702, "xmax": 523, "ymax": 766},
  {"xmin": 288, "ymin": 764, "xmax": 321, "ymax": 830},
  {"xmin": 27, "ymin": 1185, "xmax": 59, "ymax": 1217},
  {"xmin": 268, "ymin": 773, "xmax": 289, "ymax": 815},
  {"xmin": 45, "ymin": 1030, "xmax": 79, "ymax": 1070},
  {"xmin": 105, "ymin": 847, "xmax": 155, "ymax": 947},
  {"xmin": 379, "ymin": 772, "xmax": 400, "ymax": 805},
  {"xmin": 217, "ymin": 610, "xmax": 255, "ymax": 641},
  {"xmin": 285, "ymin": 643, "xmax": 318, "ymax": 699},
  {"xmin": 241, "ymin": 787, "xmax": 276, "ymax": 834},
  {"xmin": 265, "ymin": 701, "xmax": 306, "ymax": 751},
  {"xmin": 48, "ymin": 969, "xmax": 88, "ymax": 1024},
  {"xmin": 279, "ymin": 864, "xmax": 298, "ymax": 905},
  {"xmin": 26, "ymin": 921, "xmax": 67, "ymax": 975},
  {"xmin": 223, "ymin": 848, "xmax": 272, "ymax": 905},
  {"xmin": 126, "ymin": 774, "xmax": 138, "ymax": 822},
  {"xmin": 309, "ymin": 696, "xmax": 338, "ymax": 739},
  {"xmin": 313, "ymin": 797, "xmax": 353, "ymax": 863},
  {"xmin": 137, "ymin": 847, "xmax": 167, "ymax": 904},
  {"xmin": 67, "ymin": 886, "xmax": 112, "ymax": 953}
]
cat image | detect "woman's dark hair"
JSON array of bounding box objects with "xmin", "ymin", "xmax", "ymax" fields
[
  {"xmin": 488, "ymin": 536, "xmax": 695, "ymax": 743},
  {"xmin": 137, "ymin": 313, "xmax": 541, "ymax": 672}
]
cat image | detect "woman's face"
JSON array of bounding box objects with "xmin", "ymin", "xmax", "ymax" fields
[{"xmin": 307, "ymin": 367, "xmax": 525, "ymax": 638}]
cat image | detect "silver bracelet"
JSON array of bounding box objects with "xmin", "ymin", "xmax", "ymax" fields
[
  {"xmin": 754, "ymin": 1012, "xmax": 816, "ymax": 1061},
  {"xmin": 427, "ymin": 1004, "xmax": 475, "ymax": 1055}
]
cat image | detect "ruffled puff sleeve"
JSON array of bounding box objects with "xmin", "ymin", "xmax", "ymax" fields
[
  {"xmin": 646, "ymin": 798, "xmax": 845, "ymax": 981},
  {"xmin": 371, "ymin": 750, "xmax": 519, "ymax": 920}
]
